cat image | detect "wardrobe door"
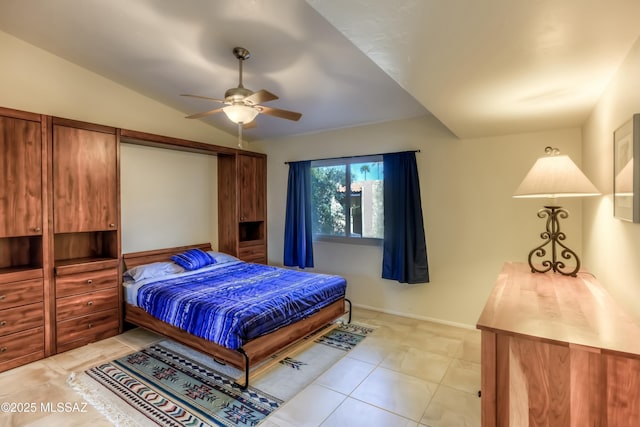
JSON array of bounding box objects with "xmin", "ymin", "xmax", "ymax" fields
[
  {"xmin": 53, "ymin": 123, "xmax": 117, "ymax": 233},
  {"xmin": 0, "ymin": 115, "xmax": 42, "ymax": 237},
  {"xmin": 238, "ymin": 154, "xmax": 266, "ymax": 222}
]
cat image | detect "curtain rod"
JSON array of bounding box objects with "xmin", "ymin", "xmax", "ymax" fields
[{"xmin": 284, "ymin": 149, "xmax": 420, "ymax": 164}]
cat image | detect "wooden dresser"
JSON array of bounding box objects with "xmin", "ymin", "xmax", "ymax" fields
[{"xmin": 477, "ymin": 262, "xmax": 640, "ymax": 427}]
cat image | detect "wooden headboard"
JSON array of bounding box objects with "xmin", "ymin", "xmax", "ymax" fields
[{"xmin": 122, "ymin": 243, "xmax": 212, "ymax": 270}]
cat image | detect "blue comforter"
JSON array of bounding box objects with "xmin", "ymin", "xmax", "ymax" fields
[{"xmin": 136, "ymin": 262, "xmax": 346, "ymax": 350}]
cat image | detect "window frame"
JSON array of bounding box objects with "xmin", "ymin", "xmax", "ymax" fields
[{"xmin": 310, "ymin": 154, "xmax": 383, "ymax": 246}]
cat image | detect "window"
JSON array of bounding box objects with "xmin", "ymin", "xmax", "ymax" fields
[{"xmin": 310, "ymin": 155, "xmax": 384, "ymax": 242}]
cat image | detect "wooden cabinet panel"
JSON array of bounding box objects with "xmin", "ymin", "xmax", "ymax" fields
[
  {"xmin": 53, "ymin": 124, "xmax": 117, "ymax": 233},
  {"xmin": 605, "ymin": 354, "xmax": 640, "ymax": 426},
  {"xmin": 0, "ymin": 327, "xmax": 45, "ymax": 371},
  {"xmin": 0, "ymin": 303, "xmax": 44, "ymax": 337},
  {"xmin": 478, "ymin": 262, "xmax": 640, "ymax": 427},
  {"xmin": 0, "ymin": 278, "xmax": 43, "ymax": 310},
  {"xmin": 0, "ymin": 115, "xmax": 42, "ymax": 237},
  {"xmin": 56, "ymin": 288, "xmax": 118, "ymax": 320},
  {"xmin": 238, "ymin": 154, "xmax": 266, "ymax": 222},
  {"xmin": 56, "ymin": 309, "xmax": 118, "ymax": 353},
  {"xmin": 55, "ymin": 267, "xmax": 117, "ymax": 298}
]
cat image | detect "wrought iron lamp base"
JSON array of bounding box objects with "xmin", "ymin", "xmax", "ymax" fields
[{"xmin": 528, "ymin": 205, "xmax": 580, "ymax": 277}]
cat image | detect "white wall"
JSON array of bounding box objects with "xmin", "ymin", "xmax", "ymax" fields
[
  {"xmin": 582, "ymin": 36, "xmax": 640, "ymax": 323},
  {"xmin": 120, "ymin": 144, "xmax": 217, "ymax": 252},
  {"xmin": 254, "ymin": 117, "xmax": 584, "ymax": 327},
  {"xmin": 0, "ymin": 30, "xmax": 235, "ymax": 252}
]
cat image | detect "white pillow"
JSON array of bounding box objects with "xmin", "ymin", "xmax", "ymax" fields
[
  {"xmin": 124, "ymin": 261, "xmax": 185, "ymax": 282},
  {"xmin": 207, "ymin": 251, "xmax": 240, "ymax": 264}
]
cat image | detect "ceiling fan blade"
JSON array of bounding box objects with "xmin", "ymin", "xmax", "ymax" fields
[
  {"xmin": 258, "ymin": 105, "xmax": 302, "ymax": 121},
  {"xmin": 181, "ymin": 94, "xmax": 226, "ymax": 103},
  {"xmin": 244, "ymin": 89, "xmax": 278, "ymax": 106},
  {"xmin": 185, "ymin": 107, "xmax": 224, "ymax": 119}
]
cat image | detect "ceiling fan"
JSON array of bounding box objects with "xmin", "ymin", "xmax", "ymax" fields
[{"xmin": 182, "ymin": 47, "xmax": 302, "ymax": 128}]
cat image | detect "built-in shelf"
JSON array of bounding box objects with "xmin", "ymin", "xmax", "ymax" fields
[
  {"xmin": 54, "ymin": 231, "xmax": 118, "ymax": 264},
  {"xmin": 239, "ymin": 221, "xmax": 264, "ymax": 242}
]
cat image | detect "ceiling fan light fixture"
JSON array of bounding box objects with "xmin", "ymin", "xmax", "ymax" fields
[{"xmin": 223, "ymin": 104, "xmax": 259, "ymax": 124}]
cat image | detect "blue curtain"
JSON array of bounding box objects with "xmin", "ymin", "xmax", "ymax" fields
[
  {"xmin": 283, "ymin": 161, "xmax": 314, "ymax": 268},
  {"xmin": 382, "ymin": 152, "xmax": 429, "ymax": 283}
]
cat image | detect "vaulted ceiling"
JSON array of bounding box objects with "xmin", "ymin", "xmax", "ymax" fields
[{"xmin": 1, "ymin": 0, "xmax": 639, "ymax": 140}]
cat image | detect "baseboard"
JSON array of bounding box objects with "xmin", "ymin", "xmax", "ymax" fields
[{"xmin": 351, "ymin": 302, "xmax": 477, "ymax": 331}]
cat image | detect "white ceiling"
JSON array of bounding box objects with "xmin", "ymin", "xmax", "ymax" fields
[{"xmin": 0, "ymin": 0, "xmax": 639, "ymax": 141}]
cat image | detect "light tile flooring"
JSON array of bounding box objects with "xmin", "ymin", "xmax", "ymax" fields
[{"xmin": 0, "ymin": 308, "xmax": 481, "ymax": 427}]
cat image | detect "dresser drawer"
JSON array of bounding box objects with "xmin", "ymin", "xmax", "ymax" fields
[
  {"xmin": 0, "ymin": 269, "xmax": 43, "ymax": 285},
  {"xmin": 0, "ymin": 327, "xmax": 45, "ymax": 371},
  {"xmin": 56, "ymin": 309, "xmax": 119, "ymax": 353},
  {"xmin": 238, "ymin": 245, "xmax": 266, "ymax": 263},
  {"xmin": 0, "ymin": 279, "xmax": 43, "ymax": 310},
  {"xmin": 56, "ymin": 288, "xmax": 118, "ymax": 321},
  {"xmin": 0, "ymin": 302, "xmax": 44, "ymax": 337},
  {"xmin": 55, "ymin": 267, "xmax": 118, "ymax": 298}
]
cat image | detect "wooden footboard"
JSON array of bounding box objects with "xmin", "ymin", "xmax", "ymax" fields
[{"xmin": 125, "ymin": 299, "xmax": 347, "ymax": 388}]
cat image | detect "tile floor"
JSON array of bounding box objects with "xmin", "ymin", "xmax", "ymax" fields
[{"xmin": 0, "ymin": 308, "xmax": 481, "ymax": 426}]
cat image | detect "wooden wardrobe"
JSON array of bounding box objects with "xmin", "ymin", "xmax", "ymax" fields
[
  {"xmin": 0, "ymin": 108, "xmax": 49, "ymax": 371},
  {"xmin": 0, "ymin": 108, "xmax": 122, "ymax": 371},
  {"xmin": 50, "ymin": 118, "xmax": 121, "ymax": 353}
]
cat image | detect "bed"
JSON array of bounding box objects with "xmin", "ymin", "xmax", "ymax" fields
[{"xmin": 122, "ymin": 243, "xmax": 349, "ymax": 389}]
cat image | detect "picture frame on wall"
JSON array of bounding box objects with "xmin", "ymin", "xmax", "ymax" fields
[{"xmin": 613, "ymin": 114, "xmax": 640, "ymax": 222}]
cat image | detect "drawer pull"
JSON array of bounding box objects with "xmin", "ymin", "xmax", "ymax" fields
[
  {"xmin": 0, "ymin": 347, "xmax": 6, "ymax": 353},
  {"xmin": 33, "ymin": 227, "xmax": 42, "ymax": 232},
  {"xmin": 87, "ymin": 279, "xmax": 93, "ymax": 284},
  {"xmin": 0, "ymin": 321, "xmax": 6, "ymax": 327},
  {"xmin": 87, "ymin": 301, "xmax": 94, "ymax": 306},
  {"xmin": 0, "ymin": 295, "xmax": 4, "ymax": 301},
  {"xmin": 109, "ymin": 223, "xmax": 116, "ymax": 228},
  {"xmin": 88, "ymin": 323, "xmax": 93, "ymax": 329}
]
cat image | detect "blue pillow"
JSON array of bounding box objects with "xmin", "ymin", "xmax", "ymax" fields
[{"xmin": 170, "ymin": 249, "xmax": 217, "ymax": 271}]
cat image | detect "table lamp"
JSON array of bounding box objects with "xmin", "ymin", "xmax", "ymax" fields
[{"xmin": 513, "ymin": 146, "xmax": 600, "ymax": 276}]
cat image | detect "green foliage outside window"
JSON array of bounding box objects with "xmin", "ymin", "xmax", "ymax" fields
[
  {"xmin": 310, "ymin": 158, "xmax": 383, "ymax": 240},
  {"xmin": 311, "ymin": 165, "xmax": 346, "ymax": 236}
]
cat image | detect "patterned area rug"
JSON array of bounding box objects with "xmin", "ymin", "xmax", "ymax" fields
[{"xmin": 69, "ymin": 322, "xmax": 373, "ymax": 427}]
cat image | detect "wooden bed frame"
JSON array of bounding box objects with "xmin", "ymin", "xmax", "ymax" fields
[{"xmin": 123, "ymin": 243, "xmax": 350, "ymax": 389}]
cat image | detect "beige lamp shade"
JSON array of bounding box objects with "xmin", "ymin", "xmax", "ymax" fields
[{"xmin": 513, "ymin": 153, "xmax": 600, "ymax": 198}]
